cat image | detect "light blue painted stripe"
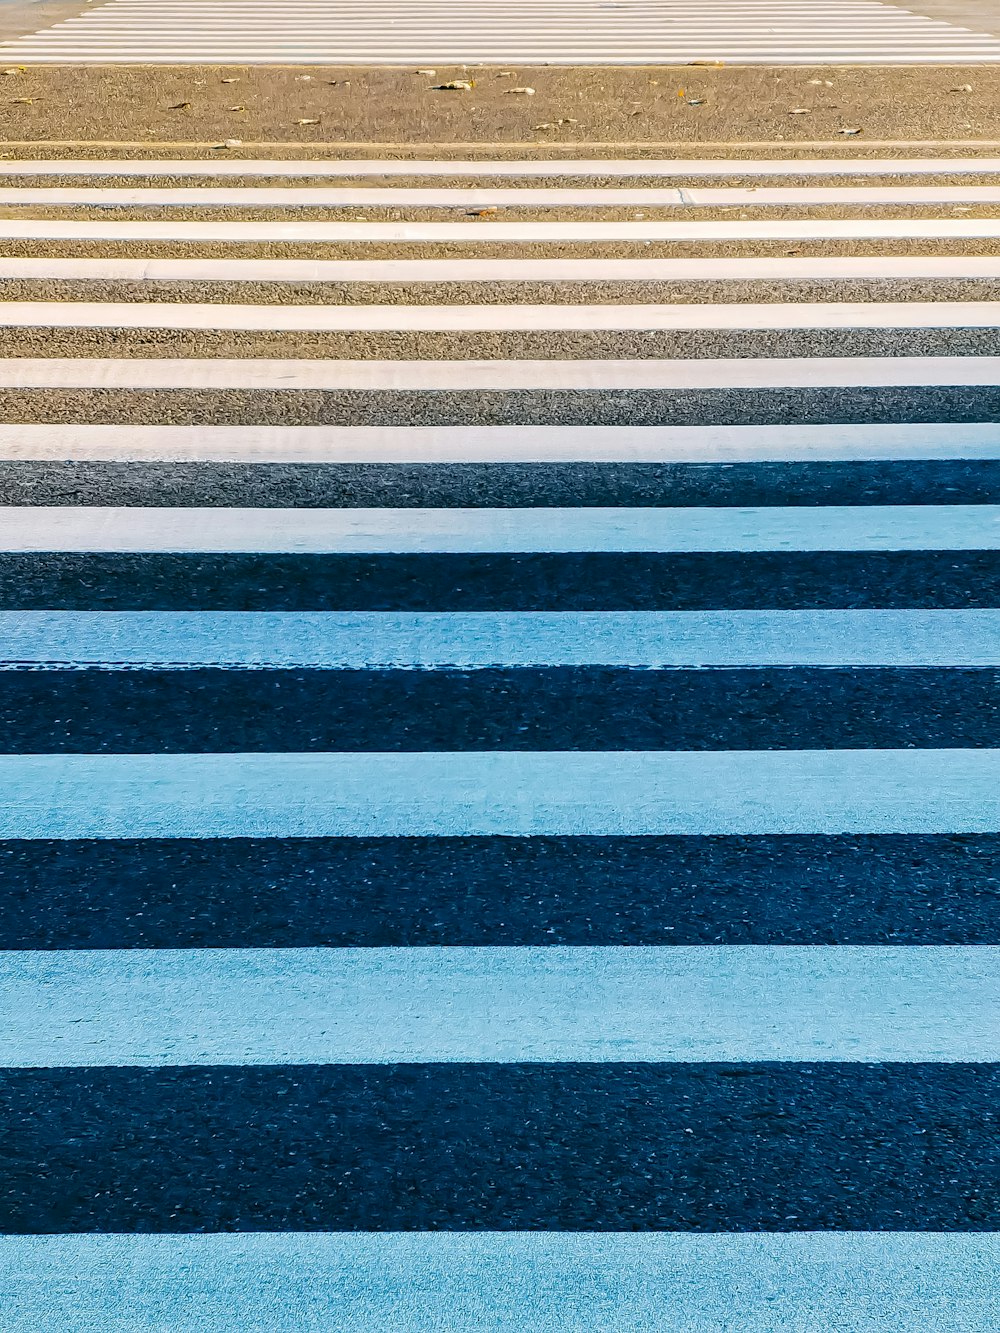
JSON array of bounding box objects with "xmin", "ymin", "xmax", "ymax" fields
[
  {"xmin": 4, "ymin": 505, "xmax": 1000, "ymax": 553},
  {"xmin": 3, "ymin": 421, "xmax": 1000, "ymax": 463},
  {"xmin": 2, "ymin": 946, "xmax": 997, "ymax": 1066},
  {"xmin": 7, "ymin": 610, "xmax": 1000, "ymax": 669},
  {"xmin": 2, "ymin": 1233, "xmax": 998, "ymax": 1333},
  {"xmin": 3, "ymin": 749, "xmax": 1000, "ymax": 838}
]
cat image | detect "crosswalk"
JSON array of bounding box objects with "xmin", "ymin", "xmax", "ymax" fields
[
  {"xmin": 0, "ymin": 151, "xmax": 999, "ymax": 1329},
  {"xmin": 3, "ymin": 0, "xmax": 1000, "ymax": 63}
]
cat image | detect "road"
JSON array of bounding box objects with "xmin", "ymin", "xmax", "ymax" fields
[{"xmin": 0, "ymin": 119, "xmax": 998, "ymax": 1333}]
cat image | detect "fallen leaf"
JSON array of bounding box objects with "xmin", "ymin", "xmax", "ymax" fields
[
  {"xmin": 168, "ymin": 101, "xmax": 191, "ymax": 110},
  {"xmin": 434, "ymin": 80, "xmax": 473, "ymax": 90},
  {"xmin": 838, "ymin": 126, "xmax": 862, "ymax": 135},
  {"xmin": 1, "ymin": 68, "xmax": 25, "ymax": 76},
  {"xmin": 950, "ymin": 84, "xmax": 973, "ymax": 93},
  {"xmin": 505, "ymin": 86, "xmax": 535, "ymax": 95},
  {"xmin": 466, "ymin": 206, "xmax": 498, "ymax": 216}
]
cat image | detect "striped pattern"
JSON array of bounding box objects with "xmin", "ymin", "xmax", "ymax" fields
[
  {"xmin": 2, "ymin": 152, "xmax": 1000, "ymax": 1329},
  {"xmin": 3, "ymin": 0, "xmax": 1000, "ymax": 64}
]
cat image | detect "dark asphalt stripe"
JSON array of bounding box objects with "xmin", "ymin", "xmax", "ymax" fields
[
  {"xmin": 5, "ymin": 667, "xmax": 1000, "ymax": 752},
  {"xmin": 1, "ymin": 1064, "xmax": 996, "ymax": 1233},
  {"xmin": 3, "ymin": 327, "xmax": 1000, "ymax": 362},
  {"xmin": 7, "ymin": 459, "xmax": 1000, "ymax": 507},
  {"xmin": 2, "ymin": 834, "xmax": 996, "ymax": 948},
  {"xmin": 2, "ymin": 551, "xmax": 1000, "ymax": 609},
  {"xmin": 0, "ymin": 386, "xmax": 999, "ymax": 428}
]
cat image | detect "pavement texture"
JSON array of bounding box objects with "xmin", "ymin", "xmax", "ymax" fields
[{"xmin": 0, "ymin": 65, "xmax": 1000, "ymax": 150}]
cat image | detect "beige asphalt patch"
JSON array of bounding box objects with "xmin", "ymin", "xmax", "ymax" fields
[
  {"xmin": 3, "ymin": 278, "xmax": 999, "ymax": 307},
  {"xmin": 3, "ymin": 237, "xmax": 1000, "ymax": 261},
  {"xmin": 0, "ymin": 65, "xmax": 1000, "ymax": 149},
  {"xmin": 0, "ymin": 326, "xmax": 995, "ymax": 362}
]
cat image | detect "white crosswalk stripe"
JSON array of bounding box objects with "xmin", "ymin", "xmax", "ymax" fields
[
  {"xmin": 2, "ymin": 0, "xmax": 1000, "ymax": 63},
  {"xmin": 1, "ymin": 149, "xmax": 999, "ymax": 1328}
]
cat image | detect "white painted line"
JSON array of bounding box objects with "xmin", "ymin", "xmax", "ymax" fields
[
  {"xmin": 3, "ymin": 255, "xmax": 1000, "ymax": 284},
  {"xmin": 5, "ymin": 300, "xmax": 1000, "ymax": 333},
  {"xmin": 2, "ymin": 421, "xmax": 998, "ymax": 463},
  {"xmin": 2, "ymin": 945, "xmax": 997, "ymax": 1066},
  {"xmin": 7, "ymin": 610, "xmax": 1000, "ymax": 669},
  {"xmin": 4, "ymin": 505, "xmax": 1000, "ymax": 553},
  {"xmin": 2, "ymin": 157, "xmax": 1000, "ymax": 178},
  {"xmin": 7, "ymin": 184, "xmax": 1000, "ymax": 207},
  {"xmin": 689, "ymin": 185, "xmax": 1000, "ymax": 205},
  {"xmin": 1, "ymin": 355, "xmax": 997, "ymax": 392},
  {"xmin": 1, "ymin": 1233, "xmax": 998, "ymax": 1333},
  {"xmin": 4, "ymin": 748, "xmax": 1000, "ymax": 837},
  {"xmin": 3, "ymin": 217, "xmax": 1000, "ymax": 241}
]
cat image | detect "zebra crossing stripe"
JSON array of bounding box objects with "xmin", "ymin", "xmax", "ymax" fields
[
  {"xmin": 2, "ymin": 422, "xmax": 997, "ymax": 462},
  {"xmin": 1, "ymin": 355, "xmax": 997, "ymax": 390},
  {"xmin": 3, "ymin": 748, "xmax": 1000, "ymax": 837},
  {"xmin": 5, "ymin": 255, "xmax": 1000, "ymax": 283},
  {"xmin": 1, "ymin": 1233, "xmax": 998, "ymax": 1331},
  {"xmin": 2, "ymin": 945, "xmax": 997, "ymax": 1066},
  {"xmin": 6, "ymin": 217, "xmax": 1000, "ymax": 241},
  {"xmin": 5, "ymin": 300, "xmax": 1000, "ymax": 333},
  {"xmin": 4, "ymin": 157, "xmax": 1000, "ymax": 178},
  {"xmin": 7, "ymin": 610, "xmax": 1000, "ymax": 668},
  {"xmin": 8, "ymin": 184, "xmax": 1000, "ymax": 207},
  {"xmin": 4, "ymin": 504, "xmax": 1000, "ymax": 553}
]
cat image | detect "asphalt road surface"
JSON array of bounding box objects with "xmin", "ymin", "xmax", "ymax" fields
[{"xmin": 0, "ymin": 83, "xmax": 999, "ymax": 1333}]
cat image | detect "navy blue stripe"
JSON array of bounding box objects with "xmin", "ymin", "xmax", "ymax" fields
[
  {"xmin": 4, "ymin": 667, "xmax": 1000, "ymax": 752},
  {"xmin": 5, "ymin": 460, "xmax": 1000, "ymax": 507},
  {"xmin": 2, "ymin": 1064, "xmax": 997, "ymax": 1233},
  {"xmin": 2, "ymin": 551, "xmax": 999, "ymax": 609},
  {"xmin": 3, "ymin": 835, "xmax": 997, "ymax": 948}
]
